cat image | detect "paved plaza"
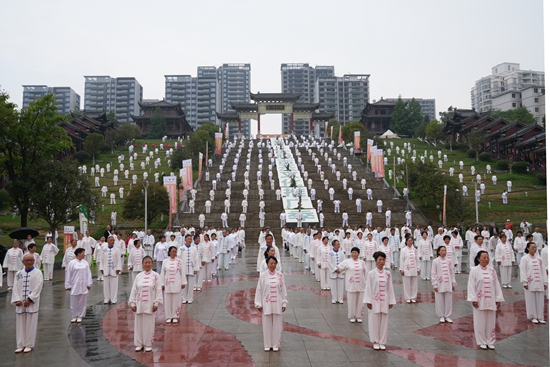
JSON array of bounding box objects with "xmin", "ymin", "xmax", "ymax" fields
[{"xmin": 0, "ymin": 246, "xmax": 548, "ymax": 367}]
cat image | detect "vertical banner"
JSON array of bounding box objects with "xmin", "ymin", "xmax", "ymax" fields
[
  {"xmin": 372, "ymin": 149, "xmax": 385, "ymax": 178},
  {"xmin": 63, "ymin": 226, "xmax": 75, "ymax": 252},
  {"xmin": 214, "ymin": 132, "xmax": 223, "ymax": 155},
  {"xmin": 324, "ymin": 121, "xmax": 328, "ymax": 136},
  {"xmin": 163, "ymin": 176, "xmax": 177, "ymax": 229},
  {"xmin": 198, "ymin": 152, "xmax": 203, "ymax": 180},
  {"xmin": 338, "ymin": 125, "xmax": 343, "ymax": 145},
  {"xmin": 180, "ymin": 159, "xmax": 193, "ymax": 192},
  {"xmin": 205, "ymin": 141, "xmax": 209, "ymax": 171},
  {"xmin": 330, "ymin": 126, "xmax": 334, "ymax": 141},
  {"xmin": 354, "ymin": 131, "xmax": 361, "ymax": 153},
  {"xmin": 443, "ymin": 185, "xmax": 447, "ymax": 227},
  {"xmin": 76, "ymin": 204, "xmax": 88, "ymax": 234},
  {"xmin": 366, "ymin": 139, "xmax": 373, "ymax": 161},
  {"xmin": 224, "ymin": 123, "xmax": 229, "ymax": 140}
]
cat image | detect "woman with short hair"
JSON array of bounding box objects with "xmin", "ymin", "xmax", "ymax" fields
[{"xmin": 65, "ymin": 248, "xmax": 92, "ymax": 323}]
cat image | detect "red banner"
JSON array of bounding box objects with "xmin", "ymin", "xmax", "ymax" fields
[
  {"xmin": 214, "ymin": 132, "xmax": 223, "ymax": 155},
  {"xmin": 354, "ymin": 131, "xmax": 361, "ymax": 153},
  {"xmin": 163, "ymin": 176, "xmax": 178, "ymax": 214},
  {"xmin": 198, "ymin": 152, "xmax": 203, "ymax": 180},
  {"xmin": 366, "ymin": 139, "xmax": 373, "ymax": 161},
  {"xmin": 338, "ymin": 125, "xmax": 343, "ymax": 144}
]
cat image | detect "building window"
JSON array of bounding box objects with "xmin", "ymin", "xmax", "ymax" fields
[
  {"xmin": 535, "ymin": 98, "xmax": 539, "ymax": 103},
  {"xmin": 512, "ymin": 103, "xmax": 516, "ymax": 108},
  {"xmin": 535, "ymin": 108, "xmax": 539, "ymax": 112},
  {"xmin": 534, "ymin": 88, "xmax": 538, "ymax": 93},
  {"xmin": 512, "ymin": 93, "xmax": 515, "ymax": 98}
]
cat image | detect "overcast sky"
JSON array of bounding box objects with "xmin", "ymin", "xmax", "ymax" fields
[{"xmin": 0, "ymin": 0, "xmax": 544, "ymax": 134}]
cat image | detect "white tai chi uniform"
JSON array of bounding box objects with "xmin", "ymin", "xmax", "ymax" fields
[
  {"xmin": 431, "ymin": 256, "xmax": 456, "ymax": 319},
  {"xmin": 128, "ymin": 247, "xmax": 145, "ymax": 284},
  {"xmin": 99, "ymin": 246, "xmax": 122, "ymax": 303},
  {"xmin": 3, "ymin": 247, "xmax": 24, "ymax": 288},
  {"xmin": 254, "ymin": 270, "xmax": 288, "ymax": 350},
  {"xmin": 179, "ymin": 245, "xmax": 200, "ymax": 303},
  {"xmin": 11, "ymin": 266, "xmax": 43, "ymax": 349},
  {"xmin": 520, "ymin": 254, "xmax": 548, "ymax": 322},
  {"xmin": 363, "ymin": 240, "xmax": 377, "ymax": 272},
  {"xmin": 467, "ymin": 265, "xmax": 504, "ymax": 347},
  {"xmin": 218, "ymin": 235, "xmax": 231, "ymax": 270},
  {"xmin": 363, "ymin": 268, "xmax": 396, "ymax": 346},
  {"xmin": 317, "ymin": 244, "xmax": 331, "ymax": 290},
  {"xmin": 417, "ymin": 239, "xmax": 433, "ymax": 280},
  {"xmin": 40, "ymin": 243, "xmax": 59, "ymax": 281},
  {"xmin": 400, "ymin": 246, "xmax": 420, "ymax": 301},
  {"xmin": 495, "ymin": 240, "xmax": 514, "ymax": 286},
  {"xmin": 65, "ymin": 258, "xmax": 93, "ymax": 318},
  {"xmin": 327, "ymin": 249, "xmax": 345, "ymax": 303},
  {"xmin": 338, "ymin": 258, "xmax": 367, "ymax": 320},
  {"xmin": 129, "ymin": 270, "xmax": 163, "ymax": 349},
  {"xmin": 160, "ymin": 257, "xmax": 186, "ymax": 320}
]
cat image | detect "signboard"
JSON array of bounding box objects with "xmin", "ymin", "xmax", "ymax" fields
[
  {"xmin": 63, "ymin": 226, "xmax": 75, "ymax": 252},
  {"xmin": 163, "ymin": 176, "xmax": 178, "ymax": 214},
  {"xmin": 285, "ymin": 209, "xmax": 319, "ymax": 223},
  {"xmin": 258, "ymin": 103, "xmax": 292, "ymax": 114},
  {"xmin": 198, "ymin": 152, "xmax": 203, "ymax": 180},
  {"xmin": 293, "ymin": 112, "xmax": 313, "ymax": 119}
]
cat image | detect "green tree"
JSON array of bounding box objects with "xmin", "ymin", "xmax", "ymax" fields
[
  {"xmin": 439, "ymin": 106, "xmax": 455, "ymax": 121},
  {"xmin": 341, "ymin": 121, "xmax": 365, "ymax": 143},
  {"xmin": 389, "ymin": 97, "xmax": 408, "ymax": 136},
  {"xmin": 106, "ymin": 110, "xmax": 120, "ymax": 128},
  {"xmin": 147, "ymin": 107, "xmax": 166, "ymax": 139},
  {"xmin": 327, "ymin": 119, "xmax": 340, "ymax": 140},
  {"xmin": 490, "ymin": 106, "xmax": 536, "ymax": 125},
  {"xmin": 467, "ymin": 128, "xmax": 485, "ymax": 161},
  {"xmin": 83, "ymin": 132, "xmax": 106, "ymax": 163},
  {"xmin": 425, "ymin": 120, "xmax": 445, "ymax": 146},
  {"xmin": 0, "ymin": 93, "xmax": 72, "ymax": 227},
  {"xmin": 30, "ymin": 159, "xmax": 95, "ymax": 234},
  {"xmin": 446, "ymin": 183, "xmax": 473, "ymax": 223},
  {"xmin": 122, "ymin": 181, "xmax": 169, "ymax": 225}
]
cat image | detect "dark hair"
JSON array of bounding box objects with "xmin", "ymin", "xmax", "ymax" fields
[
  {"xmin": 350, "ymin": 246, "xmax": 360, "ymax": 254},
  {"xmin": 27, "ymin": 243, "xmax": 36, "ymax": 251},
  {"xmin": 381, "ymin": 237, "xmax": 388, "ymax": 243},
  {"xmin": 474, "ymin": 235, "xmax": 484, "ymax": 241},
  {"xmin": 193, "ymin": 234, "xmax": 201, "ymax": 241},
  {"xmin": 373, "ymin": 251, "xmax": 386, "ymax": 261},
  {"xmin": 264, "ymin": 245, "xmax": 275, "ymax": 259},
  {"xmin": 134, "ymin": 239, "xmax": 141, "ymax": 246},
  {"xmin": 265, "ymin": 234, "xmax": 273, "ymax": 239},
  {"xmin": 436, "ymin": 245, "xmax": 446, "ymax": 257},
  {"xmin": 524, "ymin": 241, "xmax": 536, "ymax": 254},
  {"xmin": 185, "ymin": 234, "xmax": 192, "ymax": 239},
  {"xmin": 266, "ymin": 255, "xmax": 278, "ymax": 265},
  {"xmin": 474, "ymin": 250, "xmax": 488, "ymax": 266},
  {"xmin": 160, "ymin": 235, "xmax": 166, "ymax": 240},
  {"xmin": 142, "ymin": 255, "xmax": 153, "ymax": 264},
  {"xmin": 443, "ymin": 235, "xmax": 450, "ymax": 241},
  {"xmin": 168, "ymin": 246, "xmax": 177, "ymax": 255},
  {"xmin": 74, "ymin": 248, "xmax": 85, "ymax": 256}
]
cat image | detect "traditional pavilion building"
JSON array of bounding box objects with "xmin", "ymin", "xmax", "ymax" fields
[
  {"xmin": 359, "ymin": 98, "xmax": 396, "ymax": 135},
  {"xmin": 58, "ymin": 112, "xmax": 114, "ymax": 151},
  {"xmin": 131, "ymin": 100, "xmax": 193, "ymax": 137}
]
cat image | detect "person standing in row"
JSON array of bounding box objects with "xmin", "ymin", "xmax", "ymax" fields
[
  {"xmin": 400, "ymin": 235, "xmax": 421, "ymax": 303},
  {"xmin": 179, "ymin": 235, "xmax": 200, "ymax": 304},
  {"xmin": 100, "ymin": 236, "xmax": 122, "ymax": 304},
  {"xmin": 495, "ymin": 234, "xmax": 514, "ymax": 289},
  {"xmin": 327, "ymin": 240, "xmax": 345, "ymax": 304},
  {"xmin": 338, "ymin": 247, "xmax": 367, "ymax": 323},
  {"xmin": 467, "ymin": 251, "xmax": 504, "ymax": 350},
  {"xmin": 317, "ymin": 237, "xmax": 331, "ymax": 291},
  {"xmin": 128, "ymin": 240, "xmax": 145, "ymax": 284},
  {"xmin": 65, "ymin": 248, "xmax": 93, "ymax": 323},
  {"xmin": 200, "ymin": 234, "xmax": 216, "ymax": 284},
  {"xmin": 3, "ymin": 240, "xmax": 24, "ymax": 291},
  {"xmin": 161, "ymin": 246, "xmax": 186, "ymax": 324},
  {"xmin": 418, "ymin": 231, "xmax": 433, "ymax": 281},
  {"xmin": 520, "ymin": 242, "xmax": 547, "ymax": 324},
  {"xmin": 154, "ymin": 235, "xmax": 168, "ymax": 274},
  {"xmin": 431, "ymin": 246, "xmax": 456, "ymax": 323},
  {"xmin": 12, "ymin": 254, "xmax": 43, "ymax": 353},
  {"xmin": 129, "ymin": 256, "xmax": 163, "ymax": 352},
  {"xmin": 254, "ymin": 256, "xmax": 288, "ymax": 352},
  {"xmin": 364, "ymin": 251, "xmax": 396, "ymax": 351},
  {"xmin": 41, "ymin": 236, "xmax": 59, "ymax": 281}
]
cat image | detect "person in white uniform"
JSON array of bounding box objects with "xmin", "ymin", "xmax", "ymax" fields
[
  {"xmin": 338, "ymin": 246, "xmax": 367, "ymax": 322},
  {"xmin": 520, "ymin": 242, "xmax": 548, "ymax": 324},
  {"xmin": 3, "ymin": 240, "xmax": 24, "ymax": 290},
  {"xmin": 40, "ymin": 236, "xmax": 59, "ymax": 281},
  {"xmin": 129, "ymin": 256, "xmax": 163, "ymax": 352},
  {"xmin": 99, "ymin": 236, "xmax": 122, "ymax": 304},
  {"xmin": 399, "ymin": 235, "xmax": 421, "ymax": 303},
  {"xmin": 467, "ymin": 251, "xmax": 504, "ymax": 350},
  {"xmin": 11, "ymin": 254, "xmax": 44, "ymax": 353},
  {"xmin": 128, "ymin": 240, "xmax": 145, "ymax": 284},
  {"xmin": 495, "ymin": 233, "xmax": 514, "ymax": 288},
  {"xmin": 327, "ymin": 240, "xmax": 345, "ymax": 304},
  {"xmin": 364, "ymin": 251, "xmax": 396, "ymax": 351},
  {"xmin": 431, "ymin": 246, "xmax": 456, "ymax": 323},
  {"xmin": 317, "ymin": 237, "xmax": 332, "ymax": 291},
  {"xmin": 417, "ymin": 231, "xmax": 433, "ymax": 280},
  {"xmin": 65, "ymin": 248, "xmax": 92, "ymax": 323},
  {"xmin": 160, "ymin": 246, "xmax": 186, "ymax": 323},
  {"xmin": 179, "ymin": 235, "xmax": 200, "ymax": 303},
  {"xmin": 254, "ymin": 256, "xmax": 288, "ymax": 352}
]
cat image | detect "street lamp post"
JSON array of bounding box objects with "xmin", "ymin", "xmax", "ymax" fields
[
  {"xmin": 472, "ymin": 179, "xmax": 479, "ymax": 224},
  {"xmin": 142, "ymin": 180, "xmax": 150, "ymax": 235}
]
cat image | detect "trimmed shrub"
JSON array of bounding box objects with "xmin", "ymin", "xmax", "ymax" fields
[
  {"xmin": 444, "ymin": 142, "xmax": 468, "ymax": 151},
  {"xmin": 496, "ymin": 160, "xmax": 509, "ymax": 170},
  {"xmin": 536, "ymin": 173, "xmax": 546, "ymax": 185},
  {"xmin": 74, "ymin": 151, "xmax": 91, "ymax": 164},
  {"xmin": 466, "ymin": 149, "xmax": 476, "ymax": 158},
  {"xmin": 478, "ymin": 152, "xmax": 492, "ymax": 162},
  {"xmin": 511, "ymin": 161, "xmax": 529, "ymax": 174}
]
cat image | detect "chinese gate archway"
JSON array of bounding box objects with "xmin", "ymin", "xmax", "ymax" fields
[{"xmin": 216, "ymin": 92, "xmax": 334, "ymax": 137}]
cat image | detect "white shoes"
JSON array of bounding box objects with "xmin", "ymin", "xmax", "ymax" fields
[
  {"xmin": 76, "ymin": 317, "xmax": 82, "ymax": 323},
  {"xmin": 487, "ymin": 344, "xmax": 495, "ymax": 350},
  {"xmin": 145, "ymin": 347, "xmax": 152, "ymax": 352},
  {"xmin": 349, "ymin": 318, "xmax": 356, "ymax": 323},
  {"xmin": 532, "ymin": 319, "xmax": 539, "ymax": 324},
  {"xmin": 332, "ymin": 300, "xmax": 336, "ymax": 304},
  {"xmin": 445, "ymin": 318, "xmax": 453, "ymax": 323},
  {"xmin": 15, "ymin": 348, "xmax": 24, "ymax": 353},
  {"xmin": 273, "ymin": 347, "xmax": 279, "ymax": 352},
  {"xmin": 379, "ymin": 344, "xmax": 386, "ymax": 350},
  {"xmin": 71, "ymin": 318, "xmax": 77, "ymax": 323},
  {"xmin": 166, "ymin": 319, "xmax": 172, "ymax": 324},
  {"xmin": 23, "ymin": 347, "xmax": 32, "ymax": 353},
  {"xmin": 480, "ymin": 345, "xmax": 487, "ymax": 350},
  {"xmin": 135, "ymin": 346, "xmax": 143, "ymax": 352},
  {"xmin": 373, "ymin": 343, "xmax": 380, "ymax": 350},
  {"xmin": 439, "ymin": 317, "xmax": 446, "ymax": 323},
  {"xmin": 356, "ymin": 318, "xmax": 363, "ymax": 323},
  {"xmin": 539, "ymin": 320, "xmax": 546, "ymax": 324},
  {"xmin": 411, "ymin": 299, "xmax": 417, "ymax": 303}
]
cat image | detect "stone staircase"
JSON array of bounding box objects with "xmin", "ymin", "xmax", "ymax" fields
[{"xmin": 176, "ymin": 138, "xmax": 428, "ymax": 245}]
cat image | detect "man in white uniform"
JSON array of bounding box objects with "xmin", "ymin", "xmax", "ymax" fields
[{"xmin": 99, "ymin": 236, "xmax": 122, "ymax": 304}]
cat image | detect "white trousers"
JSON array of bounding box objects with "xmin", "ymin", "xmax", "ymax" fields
[
  {"xmin": 347, "ymin": 291, "xmax": 364, "ymax": 319},
  {"xmin": 403, "ymin": 276, "xmax": 418, "ymax": 301},
  {"xmin": 96, "ymin": 262, "xmax": 103, "ymax": 280},
  {"xmin": 525, "ymin": 290, "xmax": 545, "ymax": 320},
  {"xmin": 218, "ymin": 253, "xmax": 230, "ymax": 269},
  {"xmin": 368, "ymin": 310, "xmax": 388, "ymax": 345},
  {"xmin": 329, "ymin": 278, "xmax": 345, "ymax": 303},
  {"xmin": 156, "ymin": 261, "xmax": 163, "ymax": 275},
  {"xmin": 472, "ymin": 308, "xmax": 496, "ymax": 346},
  {"xmin": 134, "ymin": 313, "xmax": 155, "ymax": 348},
  {"xmin": 200, "ymin": 262, "xmax": 213, "ymax": 282},
  {"xmin": 182, "ymin": 275, "xmax": 195, "ymax": 302},
  {"xmin": 131, "ymin": 271, "xmax": 139, "ymax": 284},
  {"xmin": 420, "ymin": 260, "xmax": 432, "ymax": 279},
  {"xmin": 320, "ymin": 268, "xmax": 329, "ymax": 289},
  {"xmin": 206, "ymin": 207, "xmax": 211, "ymax": 213},
  {"xmin": 103, "ymin": 275, "xmax": 118, "ymax": 303},
  {"xmin": 500, "ymin": 265, "xmax": 512, "ymax": 285},
  {"xmin": 297, "ymin": 247, "xmax": 304, "ymax": 262},
  {"xmin": 164, "ymin": 292, "xmax": 182, "ymax": 319},
  {"xmin": 366, "ymin": 260, "xmax": 375, "ymax": 273},
  {"xmin": 7, "ymin": 270, "xmax": 16, "ymax": 287},
  {"xmin": 16, "ymin": 312, "xmax": 39, "ymax": 348},
  {"xmin": 455, "ymin": 255, "xmax": 462, "ymax": 272},
  {"xmin": 43, "ymin": 264, "xmax": 54, "ymax": 280},
  {"xmin": 196, "ymin": 266, "xmax": 205, "ymax": 288},
  {"xmin": 70, "ymin": 294, "xmax": 88, "ymax": 318},
  {"xmin": 435, "ymin": 291, "xmax": 452, "ymax": 318},
  {"xmin": 262, "ymin": 314, "xmax": 282, "ymax": 349},
  {"xmin": 305, "ymin": 254, "xmax": 310, "ymax": 269},
  {"xmin": 85, "ymin": 254, "xmax": 92, "ymax": 265},
  {"xmin": 314, "ymin": 262, "xmax": 320, "ymax": 280}
]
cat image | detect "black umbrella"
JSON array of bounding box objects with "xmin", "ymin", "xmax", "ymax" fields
[{"xmin": 9, "ymin": 227, "xmax": 39, "ymax": 240}]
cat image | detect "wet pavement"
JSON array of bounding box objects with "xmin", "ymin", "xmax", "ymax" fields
[{"xmin": 0, "ymin": 247, "xmax": 548, "ymax": 367}]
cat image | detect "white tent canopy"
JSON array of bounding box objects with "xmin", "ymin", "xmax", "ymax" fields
[{"xmin": 379, "ymin": 129, "xmax": 399, "ymax": 138}]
